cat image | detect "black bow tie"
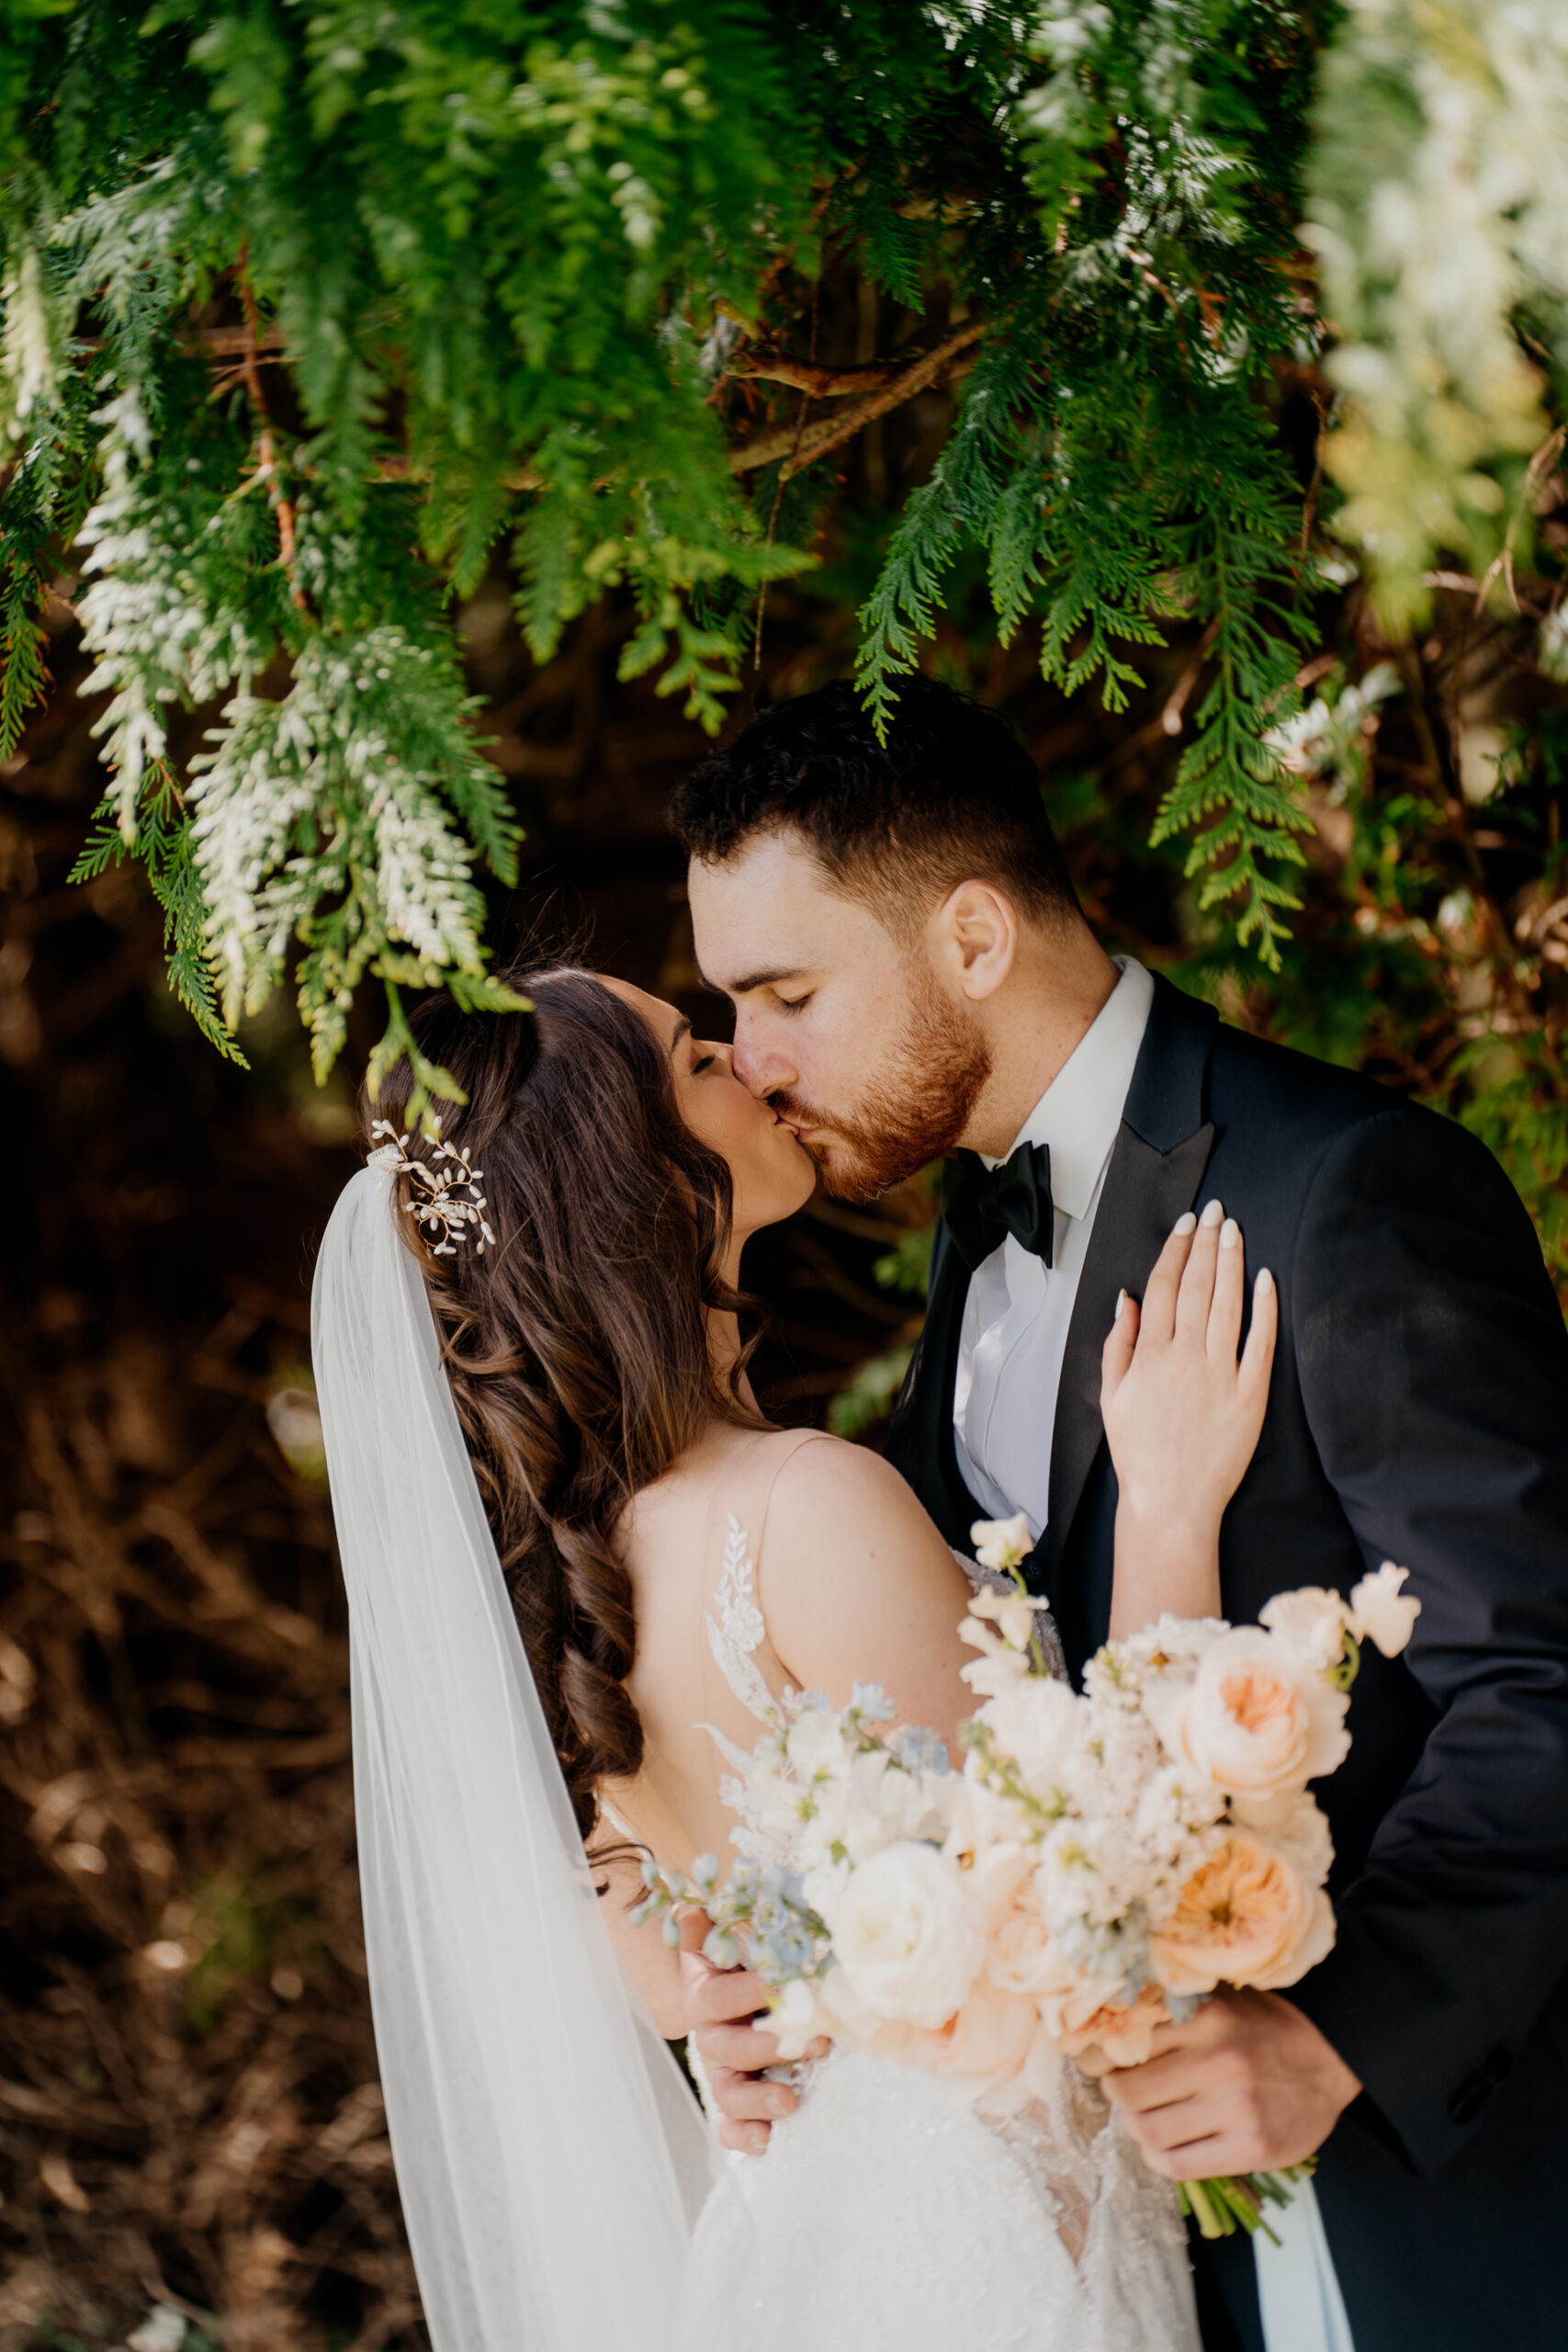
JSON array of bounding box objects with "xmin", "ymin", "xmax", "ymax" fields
[{"xmin": 940, "ymin": 1142, "xmax": 1055, "ymax": 1273}]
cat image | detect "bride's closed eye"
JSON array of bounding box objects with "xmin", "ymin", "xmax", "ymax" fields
[{"xmin": 690, "ymin": 1049, "xmax": 717, "ymax": 1075}]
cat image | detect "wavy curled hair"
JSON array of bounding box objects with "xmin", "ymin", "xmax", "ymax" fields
[{"xmin": 364, "ymin": 965, "xmax": 766, "ymax": 1845}]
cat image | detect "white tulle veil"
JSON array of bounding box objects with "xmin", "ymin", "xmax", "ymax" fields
[{"xmin": 311, "ymin": 1163, "xmax": 720, "ymax": 2350}]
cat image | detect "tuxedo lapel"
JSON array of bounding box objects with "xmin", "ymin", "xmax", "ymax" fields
[
  {"xmin": 1045, "ymin": 977, "xmax": 1219, "ymax": 1580},
  {"xmin": 882, "ymin": 1218, "xmax": 981, "ymax": 1553}
]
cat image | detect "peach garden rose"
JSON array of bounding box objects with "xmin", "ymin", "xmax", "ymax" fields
[
  {"xmin": 1148, "ymin": 1829, "xmax": 1336, "ymax": 1998},
  {"xmin": 1170, "ymin": 1625, "xmax": 1349, "ymax": 1801}
]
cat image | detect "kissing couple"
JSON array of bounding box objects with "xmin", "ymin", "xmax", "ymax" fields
[{"xmin": 312, "ymin": 679, "xmax": 1568, "ymax": 2352}]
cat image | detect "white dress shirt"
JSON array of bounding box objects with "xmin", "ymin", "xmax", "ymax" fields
[{"xmin": 953, "ymin": 957, "xmax": 1155, "ymax": 1540}]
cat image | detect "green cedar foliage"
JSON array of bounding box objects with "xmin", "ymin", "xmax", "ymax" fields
[{"xmin": 2, "ymin": 2, "xmax": 1566, "ymax": 1080}]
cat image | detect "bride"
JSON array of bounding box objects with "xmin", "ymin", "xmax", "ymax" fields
[{"xmin": 312, "ymin": 962, "xmax": 1277, "ymax": 2352}]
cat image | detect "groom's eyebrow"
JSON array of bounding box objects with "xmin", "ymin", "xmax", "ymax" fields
[{"xmin": 701, "ymin": 962, "xmax": 803, "ymax": 997}]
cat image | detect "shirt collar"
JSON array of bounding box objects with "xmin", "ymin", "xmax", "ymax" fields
[{"xmin": 982, "ymin": 958, "xmax": 1155, "ymax": 1220}]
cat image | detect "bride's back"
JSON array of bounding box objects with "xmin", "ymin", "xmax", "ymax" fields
[
  {"xmin": 604, "ymin": 1421, "xmax": 976, "ymax": 1877},
  {"xmin": 360, "ymin": 960, "xmax": 976, "ymax": 1881}
]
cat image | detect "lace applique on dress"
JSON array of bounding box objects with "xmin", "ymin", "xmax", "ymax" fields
[
  {"xmin": 706, "ymin": 1513, "xmax": 775, "ymax": 1725},
  {"xmin": 699, "ymin": 1513, "xmax": 798, "ymax": 1862}
]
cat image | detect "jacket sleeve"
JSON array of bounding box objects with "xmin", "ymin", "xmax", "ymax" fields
[{"xmin": 1286, "ymin": 1101, "xmax": 1568, "ymax": 2177}]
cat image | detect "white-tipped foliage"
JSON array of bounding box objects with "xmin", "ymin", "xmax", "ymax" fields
[
  {"xmin": 189, "ymin": 628, "xmax": 516, "ymax": 1073},
  {"xmin": 1307, "ymin": 0, "xmax": 1568, "ymax": 624}
]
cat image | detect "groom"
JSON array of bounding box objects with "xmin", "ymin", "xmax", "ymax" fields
[{"xmin": 668, "ymin": 677, "xmax": 1568, "ymax": 2352}]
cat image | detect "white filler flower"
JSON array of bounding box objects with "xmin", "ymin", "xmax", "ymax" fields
[
  {"xmin": 1349, "ymin": 1564, "xmax": 1420, "ymax": 1659},
  {"xmin": 971, "ymin": 1512, "xmax": 1033, "ymax": 1573}
]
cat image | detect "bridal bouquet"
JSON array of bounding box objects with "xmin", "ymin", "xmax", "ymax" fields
[{"xmin": 634, "ymin": 1519, "xmax": 1419, "ymax": 2240}]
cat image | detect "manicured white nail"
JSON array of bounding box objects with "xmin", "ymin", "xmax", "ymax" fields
[
  {"xmin": 1257, "ymin": 1267, "xmax": 1274, "ymax": 1295},
  {"xmin": 1174, "ymin": 1212, "xmax": 1197, "ymax": 1237},
  {"xmin": 1115, "ymin": 1287, "xmax": 1127, "ymax": 1320},
  {"xmin": 1220, "ymin": 1217, "xmax": 1239, "ymax": 1250},
  {"xmin": 1201, "ymin": 1198, "xmax": 1224, "ymax": 1228}
]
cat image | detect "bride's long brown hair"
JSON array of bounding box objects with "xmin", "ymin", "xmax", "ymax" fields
[{"xmin": 365, "ymin": 966, "xmax": 766, "ymax": 1842}]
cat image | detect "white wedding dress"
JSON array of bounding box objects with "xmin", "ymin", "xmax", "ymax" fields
[
  {"xmin": 660, "ymin": 1463, "xmax": 1201, "ymax": 2352},
  {"xmin": 315, "ymin": 1167, "xmax": 1303, "ymax": 2352}
]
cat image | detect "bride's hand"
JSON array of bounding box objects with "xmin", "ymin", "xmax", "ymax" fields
[{"xmin": 1100, "ymin": 1200, "xmax": 1277, "ymax": 1634}]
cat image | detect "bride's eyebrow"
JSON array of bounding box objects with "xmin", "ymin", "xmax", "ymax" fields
[{"xmin": 669, "ymin": 1016, "xmax": 693, "ymax": 1054}]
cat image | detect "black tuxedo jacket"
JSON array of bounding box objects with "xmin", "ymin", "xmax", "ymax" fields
[{"xmin": 883, "ymin": 973, "xmax": 1568, "ymax": 2352}]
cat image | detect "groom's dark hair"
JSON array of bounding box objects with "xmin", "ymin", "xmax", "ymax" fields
[{"xmin": 666, "ymin": 675, "xmax": 1078, "ymax": 932}]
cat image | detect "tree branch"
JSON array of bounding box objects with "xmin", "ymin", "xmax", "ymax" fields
[
  {"xmin": 731, "ymin": 351, "xmax": 910, "ymax": 397},
  {"xmin": 234, "ymin": 260, "xmax": 309, "ymax": 615},
  {"xmin": 728, "ymin": 320, "xmax": 986, "ymax": 478}
]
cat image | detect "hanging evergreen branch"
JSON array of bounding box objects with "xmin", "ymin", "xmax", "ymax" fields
[{"xmin": 0, "ymin": 1, "xmax": 1564, "ymax": 1062}]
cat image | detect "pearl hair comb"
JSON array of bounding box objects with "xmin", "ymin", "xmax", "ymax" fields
[{"xmin": 367, "ymin": 1118, "xmax": 496, "ymax": 1256}]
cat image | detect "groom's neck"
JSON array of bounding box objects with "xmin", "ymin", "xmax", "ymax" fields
[{"xmin": 961, "ymin": 922, "xmax": 1120, "ymax": 1159}]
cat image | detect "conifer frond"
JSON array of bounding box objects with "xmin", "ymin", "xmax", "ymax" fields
[{"xmin": 3, "ymin": 0, "xmax": 1561, "ymax": 1059}]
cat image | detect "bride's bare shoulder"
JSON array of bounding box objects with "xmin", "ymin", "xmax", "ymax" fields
[
  {"xmin": 623, "ymin": 1424, "xmax": 946, "ymax": 1580},
  {"xmin": 757, "ymin": 1430, "xmax": 975, "ymax": 1735},
  {"xmin": 761, "ymin": 1429, "xmax": 967, "ymax": 1608},
  {"xmin": 764, "ymin": 1426, "xmax": 940, "ymax": 1529}
]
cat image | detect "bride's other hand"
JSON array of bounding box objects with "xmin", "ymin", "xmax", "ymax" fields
[
  {"xmin": 1100, "ymin": 1200, "xmax": 1277, "ymax": 1635},
  {"xmin": 690, "ymin": 1968, "xmax": 829, "ymax": 2154}
]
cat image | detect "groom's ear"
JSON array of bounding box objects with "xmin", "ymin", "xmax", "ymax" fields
[{"xmin": 930, "ymin": 878, "xmax": 1018, "ymax": 1002}]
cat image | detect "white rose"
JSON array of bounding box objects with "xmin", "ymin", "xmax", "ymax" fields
[
  {"xmin": 977, "ymin": 1674, "xmax": 1081, "ymax": 1799},
  {"xmin": 1349, "ymin": 1563, "xmax": 1420, "ymax": 1658},
  {"xmin": 1170, "ymin": 1626, "xmax": 1349, "ymax": 1799},
  {"xmin": 971, "ymin": 1512, "xmax": 1033, "ymax": 1573},
  {"xmin": 1258, "ymin": 1587, "xmax": 1352, "ymax": 1674},
  {"xmin": 824, "ymin": 1841, "xmax": 984, "ymax": 2028},
  {"xmin": 813, "ymin": 1957, "xmax": 885, "ymax": 2043}
]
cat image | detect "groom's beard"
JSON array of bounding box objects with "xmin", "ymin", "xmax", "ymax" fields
[{"xmin": 773, "ymin": 978, "xmax": 993, "ymax": 1204}]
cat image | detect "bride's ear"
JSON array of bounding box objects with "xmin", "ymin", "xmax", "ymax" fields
[{"xmin": 930, "ymin": 878, "xmax": 1018, "ymax": 1001}]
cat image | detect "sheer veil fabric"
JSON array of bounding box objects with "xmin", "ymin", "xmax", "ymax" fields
[{"xmin": 312, "ymin": 1167, "xmax": 720, "ymax": 2352}]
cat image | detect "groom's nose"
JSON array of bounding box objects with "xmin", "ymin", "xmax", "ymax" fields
[{"xmin": 731, "ymin": 1018, "xmax": 795, "ymax": 1101}]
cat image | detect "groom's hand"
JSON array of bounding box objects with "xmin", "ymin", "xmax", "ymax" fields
[
  {"xmin": 689, "ymin": 1967, "xmax": 829, "ymax": 2154},
  {"xmin": 1083, "ymin": 1988, "xmax": 1361, "ymax": 2178}
]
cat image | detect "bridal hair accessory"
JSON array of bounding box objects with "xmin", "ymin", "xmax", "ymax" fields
[{"xmin": 367, "ymin": 1119, "xmax": 496, "ymax": 1256}]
